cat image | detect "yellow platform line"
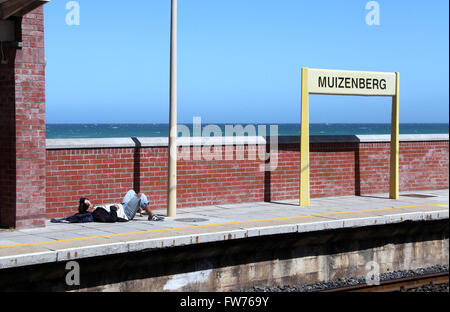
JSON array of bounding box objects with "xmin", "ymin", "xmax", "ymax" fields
[{"xmin": 0, "ymin": 203, "xmax": 447, "ymax": 250}]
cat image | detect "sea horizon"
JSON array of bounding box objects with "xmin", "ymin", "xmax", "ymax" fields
[{"xmin": 46, "ymin": 123, "xmax": 449, "ymax": 139}]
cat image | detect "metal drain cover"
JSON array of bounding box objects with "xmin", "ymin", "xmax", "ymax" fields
[
  {"xmin": 175, "ymin": 218, "xmax": 209, "ymax": 223},
  {"xmin": 401, "ymin": 194, "xmax": 437, "ymax": 198}
]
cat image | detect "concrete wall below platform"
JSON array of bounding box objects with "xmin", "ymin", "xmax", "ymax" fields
[
  {"xmin": 45, "ymin": 134, "xmax": 449, "ymax": 219},
  {"xmin": 0, "ymin": 219, "xmax": 447, "ymax": 292}
]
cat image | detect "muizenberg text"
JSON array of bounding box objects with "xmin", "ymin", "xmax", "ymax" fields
[{"xmin": 318, "ymin": 76, "xmax": 387, "ymax": 91}]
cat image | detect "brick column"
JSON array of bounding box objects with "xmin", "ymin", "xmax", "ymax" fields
[
  {"xmin": 0, "ymin": 23, "xmax": 17, "ymax": 228},
  {"xmin": 0, "ymin": 7, "xmax": 46, "ymax": 229}
]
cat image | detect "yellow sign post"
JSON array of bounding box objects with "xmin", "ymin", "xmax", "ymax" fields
[{"xmin": 300, "ymin": 68, "xmax": 400, "ymax": 206}]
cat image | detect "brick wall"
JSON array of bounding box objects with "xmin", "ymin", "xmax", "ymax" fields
[
  {"xmin": 45, "ymin": 138, "xmax": 449, "ymax": 219},
  {"xmin": 268, "ymin": 140, "xmax": 449, "ymax": 202},
  {"xmin": 0, "ymin": 8, "xmax": 46, "ymax": 228},
  {"xmin": 46, "ymin": 145, "xmax": 267, "ymax": 218}
]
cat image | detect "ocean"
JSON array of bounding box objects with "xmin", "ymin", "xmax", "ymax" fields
[{"xmin": 46, "ymin": 123, "xmax": 449, "ymax": 139}]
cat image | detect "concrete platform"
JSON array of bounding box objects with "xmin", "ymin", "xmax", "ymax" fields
[{"xmin": 0, "ymin": 189, "xmax": 448, "ymax": 270}]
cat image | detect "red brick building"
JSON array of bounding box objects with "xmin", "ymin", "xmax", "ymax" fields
[{"xmin": 0, "ymin": 0, "xmax": 47, "ymax": 228}]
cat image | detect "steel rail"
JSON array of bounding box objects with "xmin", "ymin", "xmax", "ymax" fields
[{"xmin": 323, "ymin": 272, "xmax": 449, "ymax": 292}]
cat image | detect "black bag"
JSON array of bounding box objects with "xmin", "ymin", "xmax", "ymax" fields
[{"xmin": 92, "ymin": 206, "xmax": 128, "ymax": 223}]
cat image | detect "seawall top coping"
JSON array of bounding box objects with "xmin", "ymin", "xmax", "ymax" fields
[
  {"xmin": 46, "ymin": 134, "xmax": 449, "ymax": 150},
  {"xmin": 46, "ymin": 136, "xmax": 267, "ymax": 150},
  {"xmin": 278, "ymin": 134, "xmax": 449, "ymax": 144}
]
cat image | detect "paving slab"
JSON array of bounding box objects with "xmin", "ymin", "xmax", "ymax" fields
[
  {"xmin": 70, "ymin": 228, "xmax": 120, "ymax": 237},
  {"xmin": 54, "ymin": 242, "xmax": 130, "ymax": 262},
  {"xmin": 0, "ymin": 249, "xmax": 57, "ymax": 269},
  {"xmin": 0, "ymin": 244, "xmax": 56, "ymax": 267},
  {"xmin": 44, "ymin": 237, "xmax": 121, "ymax": 253},
  {"xmin": 38, "ymin": 231, "xmax": 98, "ymax": 241}
]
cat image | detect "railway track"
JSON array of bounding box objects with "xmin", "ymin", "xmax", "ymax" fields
[{"xmin": 324, "ymin": 272, "xmax": 449, "ymax": 292}]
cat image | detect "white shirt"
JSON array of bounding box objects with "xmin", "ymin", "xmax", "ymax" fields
[{"xmin": 95, "ymin": 204, "xmax": 128, "ymax": 220}]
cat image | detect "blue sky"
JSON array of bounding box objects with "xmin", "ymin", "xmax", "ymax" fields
[{"xmin": 44, "ymin": 0, "xmax": 449, "ymax": 124}]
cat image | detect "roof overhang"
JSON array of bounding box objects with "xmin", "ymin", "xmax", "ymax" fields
[{"xmin": 0, "ymin": 0, "xmax": 49, "ymax": 20}]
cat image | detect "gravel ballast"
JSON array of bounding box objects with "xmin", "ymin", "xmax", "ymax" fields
[{"xmin": 238, "ymin": 265, "xmax": 449, "ymax": 292}]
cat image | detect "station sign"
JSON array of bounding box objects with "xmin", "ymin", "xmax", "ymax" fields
[
  {"xmin": 300, "ymin": 68, "xmax": 400, "ymax": 207},
  {"xmin": 307, "ymin": 68, "xmax": 397, "ymax": 96}
]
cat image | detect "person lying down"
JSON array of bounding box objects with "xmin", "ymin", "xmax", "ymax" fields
[{"xmin": 51, "ymin": 190, "xmax": 165, "ymax": 224}]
